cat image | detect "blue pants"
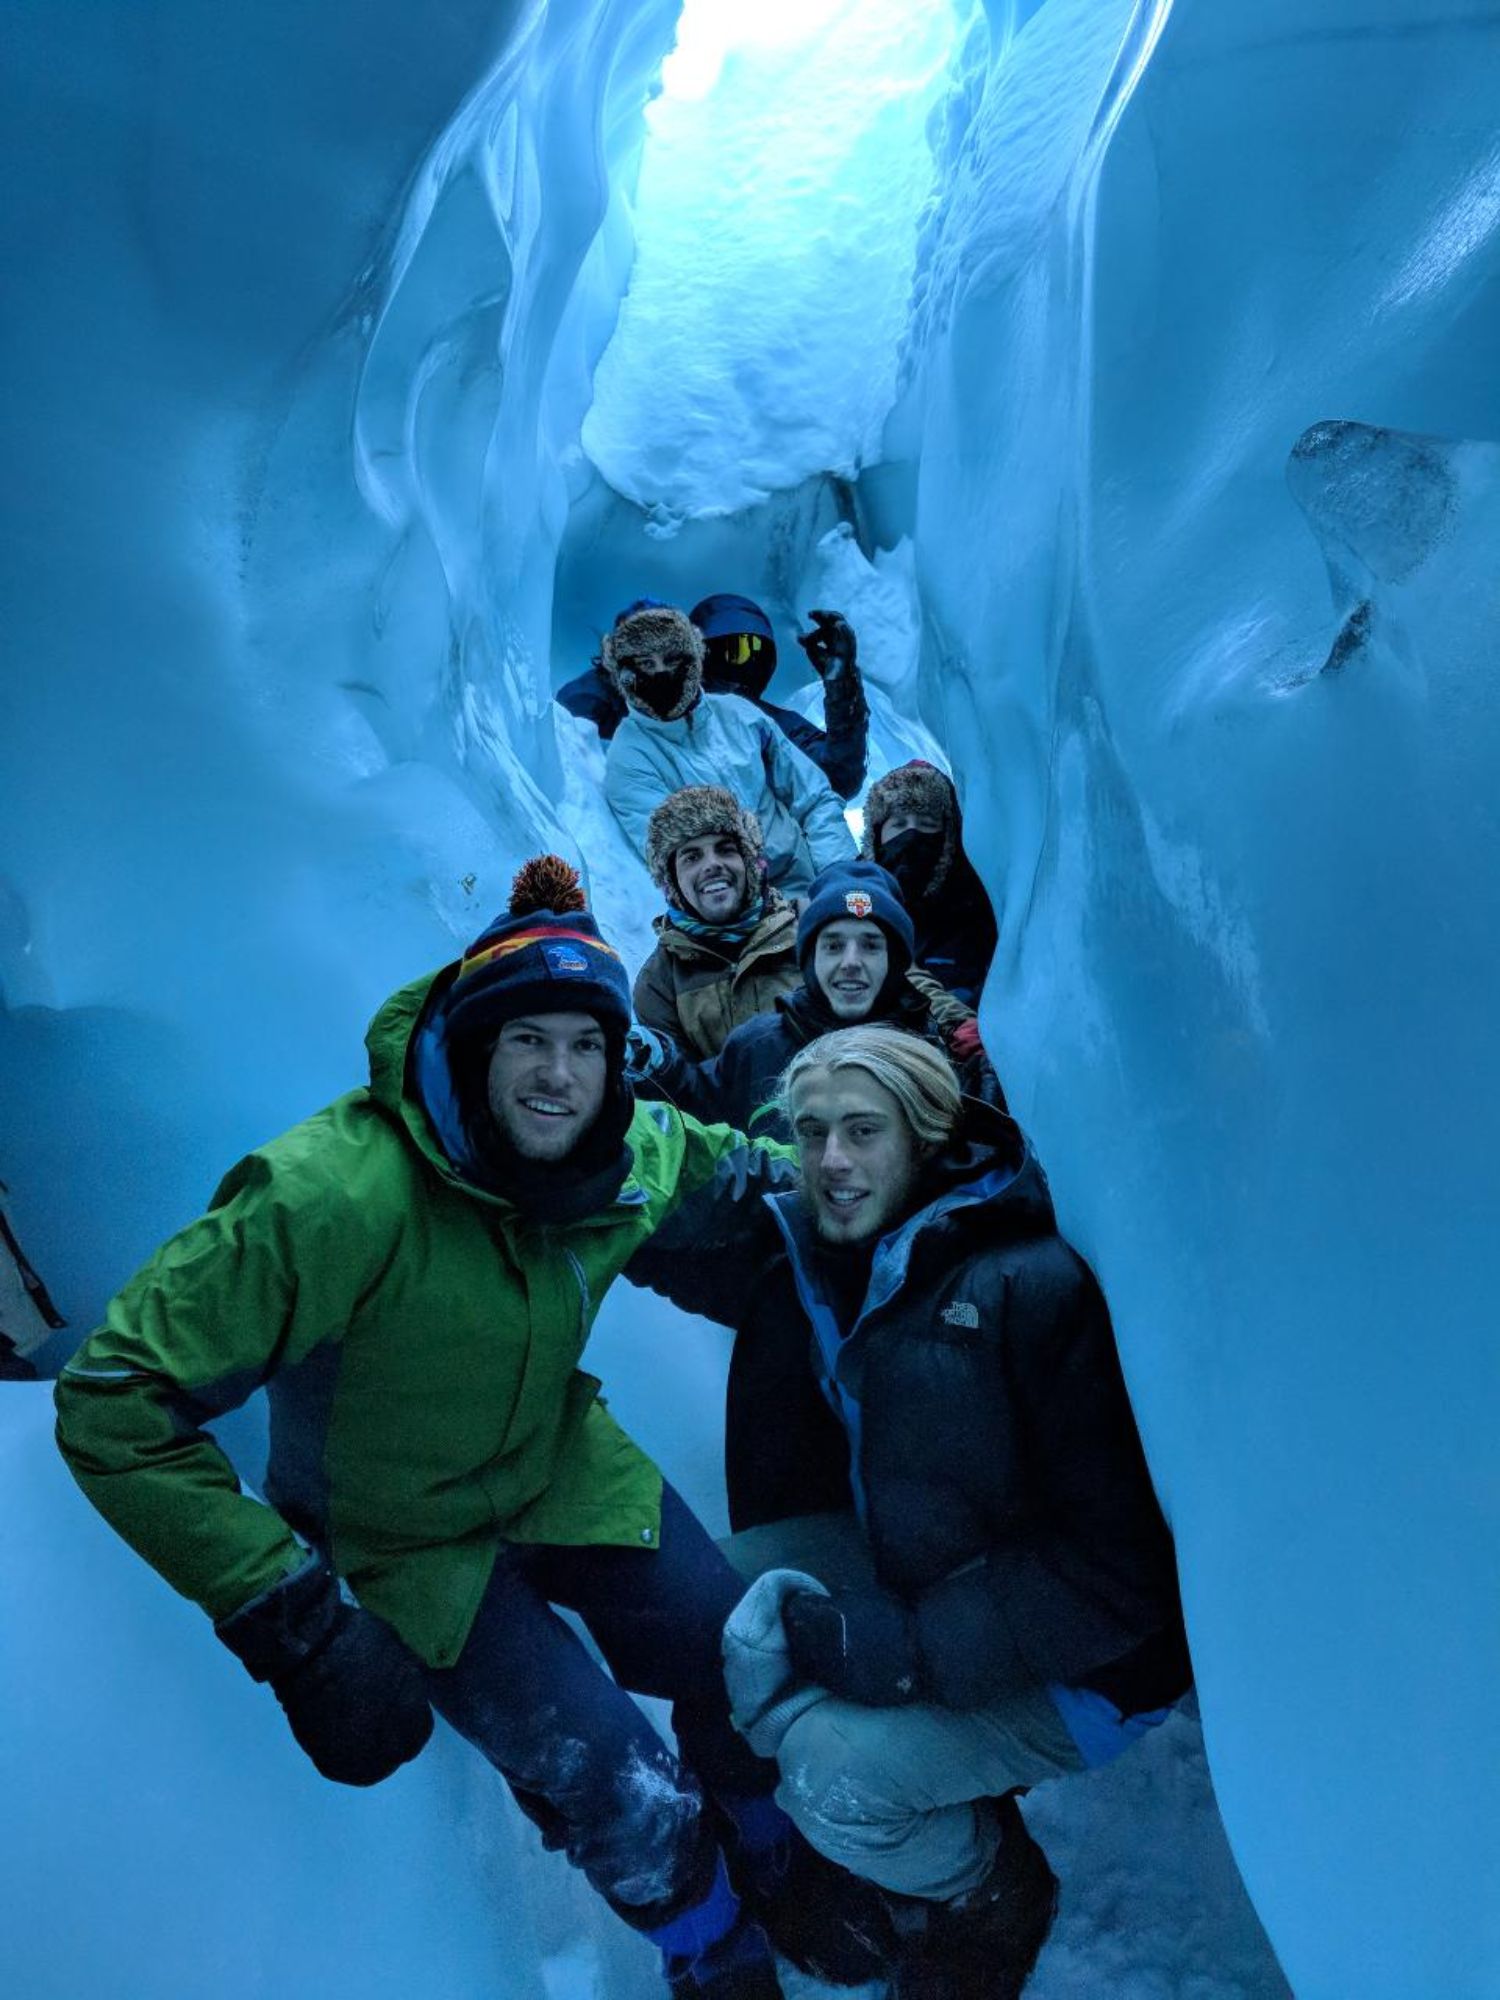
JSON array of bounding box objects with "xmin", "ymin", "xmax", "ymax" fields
[{"xmin": 425, "ymin": 1484, "xmax": 774, "ymax": 1930}]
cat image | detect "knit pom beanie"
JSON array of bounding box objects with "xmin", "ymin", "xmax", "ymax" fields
[{"xmin": 445, "ymin": 856, "xmax": 632, "ymax": 1043}]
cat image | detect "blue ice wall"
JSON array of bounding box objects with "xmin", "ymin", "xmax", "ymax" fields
[{"xmin": 899, "ymin": 4, "xmax": 1500, "ymax": 1992}]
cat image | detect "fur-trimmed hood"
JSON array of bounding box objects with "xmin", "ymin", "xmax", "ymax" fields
[
  {"xmin": 599, "ymin": 605, "xmax": 705, "ymax": 723},
  {"xmin": 860, "ymin": 760, "xmax": 959, "ymax": 896},
  {"xmin": 644, "ymin": 783, "xmax": 766, "ymax": 896}
]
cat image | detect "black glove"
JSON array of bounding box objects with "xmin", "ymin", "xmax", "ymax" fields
[
  {"xmin": 216, "ymin": 1559, "xmax": 434, "ymax": 1787},
  {"xmin": 795, "ymin": 609, "xmax": 857, "ymax": 680},
  {"xmin": 782, "ymin": 1586, "xmax": 925, "ymax": 1706},
  {"xmin": 624, "ymin": 1024, "xmax": 672, "ymax": 1082}
]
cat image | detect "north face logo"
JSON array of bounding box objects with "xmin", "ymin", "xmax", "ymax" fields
[
  {"xmin": 940, "ymin": 1300, "xmax": 980, "ymax": 1330},
  {"xmin": 845, "ymin": 891, "xmax": 874, "ymax": 918}
]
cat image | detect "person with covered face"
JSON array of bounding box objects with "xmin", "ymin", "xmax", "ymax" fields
[
  {"xmin": 709, "ymin": 1027, "xmax": 1191, "ymax": 2000},
  {"xmin": 689, "ymin": 593, "xmax": 869, "ymax": 802},
  {"xmin": 630, "ymin": 859, "xmax": 979, "ymax": 1140},
  {"xmin": 862, "ymin": 761, "xmax": 999, "ymax": 1010},
  {"xmin": 633, "ymin": 785, "xmax": 799, "ymax": 1062},
  {"xmin": 53, "ymin": 855, "xmax": 853, "ymax": 2000},
  {"xmin": 602, "ymin": 601, "xmax": 855, "ymax": 900}
]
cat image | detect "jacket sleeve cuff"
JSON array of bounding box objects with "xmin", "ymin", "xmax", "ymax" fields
[{"xmin": 214, "ymin": 1555, "xmax": 341, "ymax": 1682}]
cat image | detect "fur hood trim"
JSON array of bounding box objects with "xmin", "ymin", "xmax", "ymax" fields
[
  {"xmin": 600, "ymin": 606, "xmax": 705, "ymax": 722},
  {"xmin": 861, "ymin": 760, "xmax": 959, "ymax": 896},
  {"xmin": 645, "ymin": 783, "xmax": 766, "ymax": 894}
]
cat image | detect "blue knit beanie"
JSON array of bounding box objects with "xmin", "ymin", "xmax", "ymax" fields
[
  {"xmin": 689, "ymin": 592, "xmax": 776, "ymax": 644},
  {"xmin": 445, "ymin": 856, "xmax": 632, "ymax": 1044},
  {"xmin": 797, "ymin": 860, "xmax": 915, "ymax": 980}
]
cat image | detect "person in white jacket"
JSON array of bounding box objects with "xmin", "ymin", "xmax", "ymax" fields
[{"xmin": 602, "ymin": 602, "xmax": 854, "ymax": 899}]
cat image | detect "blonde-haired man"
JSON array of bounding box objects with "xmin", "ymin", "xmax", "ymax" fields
[{"xmin": 718, "ymin": 1026, "xmax": 1189, "ymax": 2000}]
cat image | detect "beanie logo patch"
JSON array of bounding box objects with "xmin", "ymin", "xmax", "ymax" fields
[
  {"xmin": 543, "ymin": 943, "xmax": 591, "ymax": 976},
  {"xmin": 844, "ymin": 891, "xmax": 874, "ymax": 918}
]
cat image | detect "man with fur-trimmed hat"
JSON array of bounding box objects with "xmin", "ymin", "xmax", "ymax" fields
[
  {"xmin": 632, "ymin": 858, "xmax": 989, "ymax": 1141},
  {"xmin": 634, "ymin": 785, "xmax": 800, "ymax": 1061},
  {"xmin": 602, "ymin": 602, "xmax": 855, "ymax": 899},
  {"xmin": 54, "ymin": 855, "xmax": 870, "ymax": 1999},
  {"xmin": 862, "ymin": 760, "xmax": 998, "ymax": 1010}
]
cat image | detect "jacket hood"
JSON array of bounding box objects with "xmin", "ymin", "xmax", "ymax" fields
[
  {"xmin": 861, "ymin": 761, "xmax": 960, "ymax": 899},
  {"xmin": 770, "ymin": 1093, "xmax": 1052, "ymax": 1272},
  {"xmin": 920, "ymin": 1097, "xmax": 1053, "ymax": 1241},
  {"xmin": 364, "ymin": 966, "xmax": 639, "ymax": 1222}
]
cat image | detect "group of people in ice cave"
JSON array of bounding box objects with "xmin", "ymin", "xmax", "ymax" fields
[{"xmin": 43, "ymin": 592, "xmax": 1189, "ymax": 2000}]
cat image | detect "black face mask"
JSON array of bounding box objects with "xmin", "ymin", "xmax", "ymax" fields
[
  {"xmin": 879, "ymin": 827, "xmax": 945, "ymax": 901},
  {"xmin": 627, "ymin": 665, "xmax": 689, "ymax": 717}
]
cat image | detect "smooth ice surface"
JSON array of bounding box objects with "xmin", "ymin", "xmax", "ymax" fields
[
  {"xmin": 899, "ymin": 3, "xmax": 1500, "ymax": 1993},
  {"xmin": 582, "ymin": 0, "xmax": 956, "ymax": 523}
]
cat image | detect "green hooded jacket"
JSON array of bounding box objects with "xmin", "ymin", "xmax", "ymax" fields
[{"xmin": 54, "ymin": 967, "xmax": 791, "ymax": 1667}]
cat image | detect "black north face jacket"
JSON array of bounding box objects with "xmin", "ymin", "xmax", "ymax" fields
[{"xmin": 723, "ymin": 1103, "xmax": 1190, "ymax": 1716}]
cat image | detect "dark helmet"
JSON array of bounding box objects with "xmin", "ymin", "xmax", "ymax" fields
[{"xmin": 690, "ymin": 592, "xmax": 778, "ymax": 700}]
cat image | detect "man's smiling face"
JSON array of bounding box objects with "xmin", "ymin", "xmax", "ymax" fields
[
  {"xmin": 486, "ymin": 1012, "xmax": 608, "ymax": 1162},
  {"xmin": 812, "ymin": 918, "xmax": 890, "ymax": 1021},
  {"xmin": 675, "ymin": 833, "xmax": 750, "ymax": 923},
  {"xmin": 790, "ymin": 1066, "xmax": 925, "ymax": 1245}
]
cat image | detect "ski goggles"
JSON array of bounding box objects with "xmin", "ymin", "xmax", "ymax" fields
[{"xmin": 713, "ymin": 632, "xmax": 766, "ymax": 667}]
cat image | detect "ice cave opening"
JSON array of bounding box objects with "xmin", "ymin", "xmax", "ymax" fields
[{"xmin": 3, "ymin": 4, "xmax": 1500, "ymax": 1998}]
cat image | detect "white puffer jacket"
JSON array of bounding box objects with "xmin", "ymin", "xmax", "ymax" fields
[{"xmin": 605, "ymin": 691, "xmax": 855, "ymax": 896}]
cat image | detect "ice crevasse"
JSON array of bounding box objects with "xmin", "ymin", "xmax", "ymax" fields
[{"xmin": 1, "ymin": 3, "xmax": 1499, "ymax": 1997}]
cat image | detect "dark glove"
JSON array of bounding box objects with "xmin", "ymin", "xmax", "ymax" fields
[
  {"xmin": 625, "ymin": 1024, "xmax": 672, "ymax": 1082},
  {"xmin": 795, "ymin": 609, "xmax": 857, "ymax": 680},
  {"xmin": 216, "ymin": 1559, "xmax": 433, "ymax": 1786},
  {"xmin": 782, "ymin": 1586, "xmax": 925, "ymax": 1706}
]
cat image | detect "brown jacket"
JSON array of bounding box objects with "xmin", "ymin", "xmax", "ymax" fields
[{"xmin": 633, "ymin": 901, "xmax": 800, "ymax": 1059}]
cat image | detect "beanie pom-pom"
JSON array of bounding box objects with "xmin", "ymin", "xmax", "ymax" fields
[{"xmin": 509, "ymin": 855, "xmax": 586, "ymax": 918}]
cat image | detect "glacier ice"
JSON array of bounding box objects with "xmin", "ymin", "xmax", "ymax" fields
[
  {"xmin": 897, "ymin": 3, "xmax": 1500, "ymax": 1994},
  {"xmin": 582, "ymin": 0, "xmax": 956, "ymax": 524},
  {"xmin": 3, "ymin": 0, "xmax": 1499, "ymax": 1996}
]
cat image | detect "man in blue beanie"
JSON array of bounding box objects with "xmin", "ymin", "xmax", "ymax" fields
[
  {"xmin": 56, "ymin": 855, "xmax": 896, "ymax": 1999},
  {"xmin": 630, "ymin": 860, "xmax": 983, "ymax": 1141}
]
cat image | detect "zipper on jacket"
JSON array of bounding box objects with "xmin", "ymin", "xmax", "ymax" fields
[{"xmin": 564, "ymin": 1249, "xmax": 591, "ymax": 1336}]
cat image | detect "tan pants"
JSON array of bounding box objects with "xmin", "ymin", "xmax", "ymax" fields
[{"xmin": 719, "ymin": 1514, "xmax": 1084, "ymax": 1902}]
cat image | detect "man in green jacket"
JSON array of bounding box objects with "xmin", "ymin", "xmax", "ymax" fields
[{"xmin": 53, "ymin": 856, "xmax": 840, "ymax": 2000}]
